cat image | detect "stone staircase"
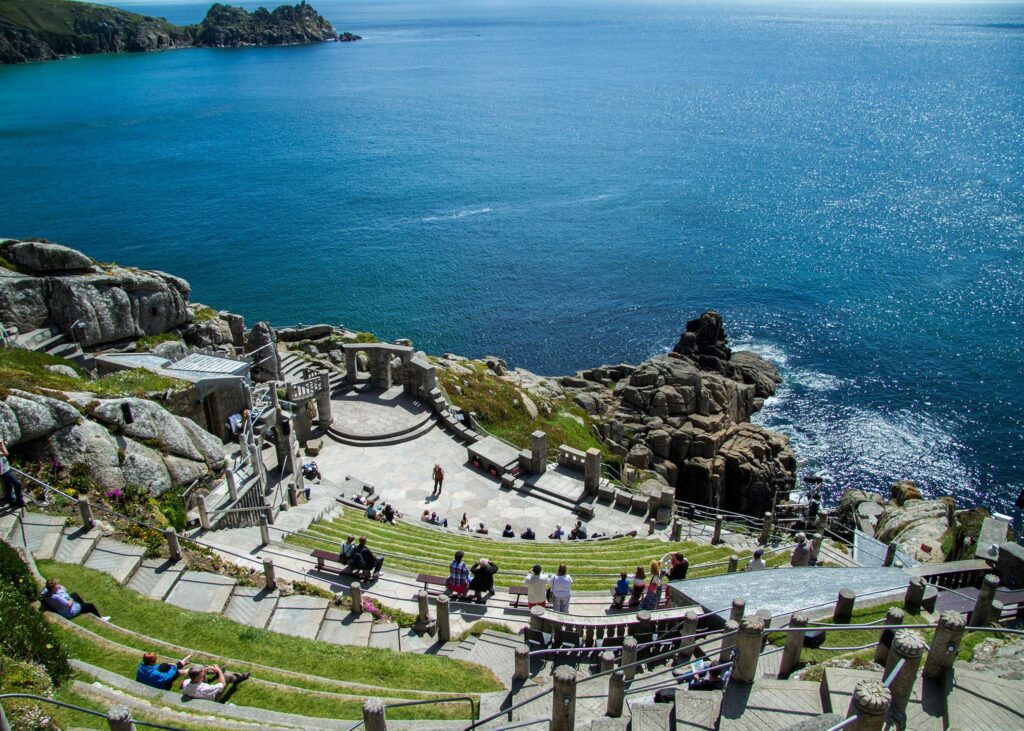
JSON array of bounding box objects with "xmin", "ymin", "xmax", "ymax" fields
[
  {"xmin": 279, "ymin": 351, "xmax": 345, "ymax": 392},
  {"xmin": 16, "ymin": 325, "xmax": 97, "ymax": 372},
  {"xmin": 326, "ymin": 410, "xmax": 437, "ymax": 447}
]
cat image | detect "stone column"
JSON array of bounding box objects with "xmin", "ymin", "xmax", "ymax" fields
[
  {"xmin": 778, "ymin": 613, "xmax": 808, "ymax": 678},
  {"xmin": 971, "ymin": 574, "xmax": 1001, "ymax": 628},
  {"xmin": 733, "ymin": 617, "xmax": 764, "ymax": 684},
  {"xmin": 728, "ymin": 556, "xmax": 739, "ymax": 573},
  {"xmin": 514, "ymin": 646, "xmax": 529, "ymax": 681},
  {"xmin": 316, "ymin": 371, "xmax": 333, "ymax": 426},
  {"xmin": 904, "ymin": 577, "xmax": 926, "ymax": 614},
  {"xmin": 680, "ymin": 611, "xmax": 699, "ymax": 661},
  {"xmin": 584, "ymin": 447, "xmax": 601, "ymax": 495},
  {"xmin": 636, "ymin": 610, "xmax": 653, "ymax": 637},
  {"xmin": 729, "ymin": 597, "xmax": 746, "ymax": 623},
  {"xmin": 345, "ymin": 350, "xmax": 357, "ymax": 383},
  {"xmin": 599, "ymin": 651, "xmax": 616, "ymax": 673},
  {"xmin": 530, "ymin": 430, "xmax": 547, "ymax": 475},
  {"xmin": 436, "ymin": 595, "xmax": 451, "ymax": 642},
  {"xmin": 845, "ymin": 680, "xmax": 891, "ymax": 731},
  {"xmin": 621, "ymin": 636, "xmax": 638, "ymax": 680},
  {"xmin": 106, "ymin": 704, "xmax": 136, "ymax": 731},
  {"xmin": 671, "ymin": 519, "xmax": 683, "ymax": 542},
  {"xmin": 833, "ymin": 588, "xmax": 856, "ymax": 624},
  {"xmin": 226, "ymin": 469, "xmax": 239, "ymax": 502},
  {"xmin": 884, "ymin": 542, "xmax": 898, "ymax": 567},
  {"xmin": 198, "ymin": 495, "xmax": 211, "ymax": 530},
  {"xmin": 262, "ymin": 558, "xmax": 276, "ymax": 588},
  {"xmin": 759, "ymin": 512, "xmax": 773, "ymax": 545},
  {"xmin": 530, "ymin": 605, "xmax": 546, "ymax": 632},
  {"xmin": 606, "ymin": 670, "xmax": 625, "ymax": 718},
  {"xmin": 719, "ymin": 619, "xmax": 739, "ymax": 664},
  {"xmin": 810, "ymin": 533, "xmax": 824, "ymax": 566},
  {"xmin": 884, "ymin": 630, "xmax": 927, "ymax": 720},
  {"xmin": 164, "ymin": 529, "xmax": 181, "ymax": 562},
  {"xmin": 350, "ymin": 582, "xmax": 363, "ymax": 614},
  {"xmin": 416, "ymin": 590, "xmax": 430, "ymax": 625},
  {"xmin": 711, "ymin": 515, "xmax": 724, "ymax": 545},
  {"xmin": 78, "ymin": 495, "xmax": 95, "ymax": 530},
  {"xmin": 259, "ymin": 514, "xmax": 271, "ymax": 546},
  {"xmin": 873, "ymin": 607, "xmax": 905, "ymax": 665},
  {"xmin": 550, "ymin": 666, "xmax": 576, "ymax": 731},
  {"xmin": 923, "ymin": 611, "xmax": 966, "ymax": 679},
  {"xmin": 362, "ymin": 699, "xmax": 387, "ymax": 731}
]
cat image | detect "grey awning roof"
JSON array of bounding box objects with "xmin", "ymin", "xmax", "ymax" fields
[{"xmin": 168, "ymin": 353, "xmax": 250, "ymax": 377}]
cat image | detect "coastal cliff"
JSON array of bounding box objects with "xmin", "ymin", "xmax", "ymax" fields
[{"xmin": 0, "ymin": 0, "xmax": 345, "ymax": 65}]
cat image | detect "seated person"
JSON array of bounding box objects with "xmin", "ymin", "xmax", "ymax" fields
[
  {"xmin": 520, "ymin": 527, "xmax": 536, "ymax": 540},
  {"xmin": 137, "ymin": 651, "xmax": 192, "ymax": 690},
  {"xmin": 476, "ymin": 522, "xmax": 489, "ymax": 535},
  {"xmin": 352, "ymin": 493, "xmax": 365, "ymax": 505},
  {"xmin": 421, "ymin": 510, "xmax": 432, "ymax": 522},
  {"xmin": 628, "ymin": 567, "xmax": 646, "ymax": 608},
  {"xmin": 382, "ymin": 503, "xmax": 397, "ymax": 524},
  {"xmin": 301, "ymin": 461, "xmax": 322, "ymax": 483},
  {"xmin": 502, "ymin": 524, "xmax": 515, "ymax": 538},
  {"xmin": 347, "ymin": 537, "xmax": 378, "ymax": 582},
  {"xmin": 181, "ymin": 664, "xmax": 250, "ymax": 702},
  {"xmin": 40, "ymin": 578, "xmax": 108, "ymax": 621},
  {"xmin": 446, "ymin": 551, "xmax": 471, "ymax": 596},
  {"xmin": 549, "ymin": 525, "xmax": 565, "ymax": 540},
  {"xmin": 366, "ymin": 503, "xmax": 379, "ymax": 520},
  {"xmin": 568, "ymin": 520, "xmax": 588, "ymax": 540},
  {"xmin": 339, "ymin": 535, "xmax": 356, "ymax": 564},
  {"xmin": 458, "ymin": 514, "xmax": 470, "ymax": 531},
  {"xmin": 612, "ymin": 572, "xmax": 630, "ymax": 609}
]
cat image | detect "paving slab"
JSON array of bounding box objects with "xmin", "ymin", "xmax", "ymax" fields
[
  {"xmin": 266, "ymin": 594, "xmax": 329, "ymax": 639},
  {"xmin": 674, "ymin": 689, "xmax": 723, "ymax": 730},
  {"xmin": 164, "ymin": 571, "xmax": 236, "ymax": 614},
  {"xmin": 628, "ymin": 700, "xmax": 673, "ymax": 731},
  {"xmin": 223, "ymin": 586, "xmax": 280, "ymax": 629},
  {"xmin": 718, "ymin": 679, "xmax": 823, "ymax": 730},
  {"xmin": 83, "ymin": 538, "xmax": 146, "ymax": 584},
  {"xmin": 368, "ymin": 621, "xmax": 401, "ymax": 650},
  {"xmin": 127, "ymin": 559, "xmax": 187, "ymax": 601},
  {"xmin": 55, "ymin": 526, "xmax": 101, "ymax": 565},
  {"xmin": 8, "ymin": 513, "xmax": 67, "ymax": 560},
  {"xmin": 0, "ymin": 513, "xmax": 17, "ymax": 541},
  {"xmin": 317, "ymin": 607, "xmax": 360, "ymax": 645},
  {"xmin": 948, "ymin": 669, "xmax": 1024, "ymax": 730}
]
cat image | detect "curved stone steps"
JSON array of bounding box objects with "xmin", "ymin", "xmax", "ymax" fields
[{"xmin": 326, "ymin": 413, "xmax": 437, "ymax": 447}]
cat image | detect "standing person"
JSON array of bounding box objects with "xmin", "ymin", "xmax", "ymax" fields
[
  {"xmin": 181, "ymin": 665, "xmax": 250, "ymax": 701},
  {"xmin": 40, "ymin": 578, "xmax": 108, "ymax": 621},
  {"xmin": 549, "ymin": 564, "xmax": 573, "ymax": 613},
  {"xmin": 667, "ymin": 552, "xmax": 689, "ymax": 581},
  {"xmin": 1, "ymin": 441, "xmax": 23, "ymax": 509},
  {"xmin": 790, "ymin": 533, "xmax": 811, "ymax": 567},
  {"xmin": 469, "ymin": 558, "xmax": 498, "ymax": 603},
  {"xmin": 432, "ymin": 464, "xmax": 445, "ymax": 496},
  {"xmin": 136, "ymin": 651, "xmax": 192, "ymax": 690},
  {"xmin": 629, "ymin": 566, "xmax": 647, "ymax": 608},
  {"xmin": 446, "ymin": 550, "xmax": 470, "ymax": 597},
  {"xmin": 746, "ymin": 547, "xmax": 767, "ymax": 571},
  {"xmin": 641, "ymin": 560, "xmax": 663, "ymax": 610},
  {"xmin": 524, "ymin": 564, "xmax": 549, "ymax": 608}
]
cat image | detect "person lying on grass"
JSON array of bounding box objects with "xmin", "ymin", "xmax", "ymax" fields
[
  {"xmin": 137, "ymin": 651, "xmax": 193, "ymax": 690},
  {"xmin": 41, "ymin": 577, "xmax": 109, "ymax": 622},
  {"xmin": 181, "ymin": 664, "xmax": 250, "ymax": 702}
]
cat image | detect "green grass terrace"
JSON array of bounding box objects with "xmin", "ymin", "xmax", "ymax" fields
[{"xmin": 285, "ymin": 508, "xmax": 790, "ymax": 591}]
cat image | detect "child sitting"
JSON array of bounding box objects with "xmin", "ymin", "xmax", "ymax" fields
[{"xmin": 612, "ymin": 572, "xmax": 630, "ymax": 609}]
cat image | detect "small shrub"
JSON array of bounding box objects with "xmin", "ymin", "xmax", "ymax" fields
[
  {"xmin": 0, "ymin": 540, "xmax": 39, "ymax": 602},
  {"xmin": 343, "ymin": 332, "xmax": 378, "ymax": 344},
  {"xmin": 0, "ymin": 566, "xmax": 71, "ymax": 685},
  {"xmin": 192, "ymin": 305, "xmax": 217, "ymax": 322},
  {"xmin": 157, "ymin": 491, "xmax": 187, "ymax": 532},
  {"xmin": 0, "ymin": 654, "xmax": 59, "ymax": 731},
  {"xmin": 131, "ymin": 332, "xmax": 183, "ymax": 352}
]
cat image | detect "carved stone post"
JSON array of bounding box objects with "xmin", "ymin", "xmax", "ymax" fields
[
  {"xmin": 599, "ymin": 651, "xmax": 615, "ymax": 673},
  {"xmin": 681, "ymin": 610, "xmax": 699, "ymax": 661},
  {"xmin": 778, "ymin": 613, "xmax": 809, "ymax": 678},
  {"xmin": 262, "ymin": 558, "xmax": 276, "ymax": 588},
  {"xmin": 514, "ymin": 646, "xmax": 529, "ymax": 681},
  {"xmin": 759, "ymin": 512, "xmax": 772, "ymax": 545},
  {"xmin": 259, "ymin": 514, "xmax": 270, "ymax": 546},
  {"xmin": 719, "ymin": 619, "xmax": 739, "ymax": 664},
  {"xmin": 550, "ymin": 666, "xmax": 577, "ymax": 731},
  {"xmin": 262, "ymin": 501, "xmax": 274, "ymax": 526},
  {"xmin": 845, "ymin": 680, "xmax": 891, "ymax": 731},
  {"xmin": 607, "ymin": 670, "xmax": 625, "ymax": 717},
  {"xmin": 416, "ymin": 590, "xmax": 430, "ymax": 624},
  {"xmin": 971, "ymin": 574, "xmax": 1000, "ymax": 628},
  {"xmin": 436, "ymin": 595, "xmax": 451, "ymax": 642},
  {"xmin": 530, "ymin": 430, "xmax": 547, "ymax": 475},
  {"xmin": 904, "ymin": 577, "xmax": 926, "ymax": 614},
  {"xmin": 226, "ymin": 469, "xmax": 238, "ymax": 502},
  {"xmin": 316, "ymin": 371, "xmax": 333, "ymax": 426},
  {"xmin": 164, "ymin": 529, "xmax": 181, "ymax": 562},
  {"xmin": 834, "ymin": 588, "xmax": 856, "ymax": 624},
  {"xmin": 362, "ymin": 699, "xmax": 387, "ymax": 731},
  {"xmin": 874, "ymin": 607, "xmax": 905, "ymax": 665},
  {"xmin": 621, "ymin": 636, "xmax": 638, "ymax": 680},
  {"xmin": 530, "ymin": 605, "xmax": 546, "ymax": 632},
  {"xmin": 198, "ymin": 495, "xmax": 211, "ymax": 530},
  {"xmin": 349, "ymin": 582, "xmax": 363, "ymax": 614},
  {"xmin": 923, "ymin": 611, "xmax": 966, "ymax": 679},
  {"xmin": 711, "ymin": 515, "xmax": 724, "ymax": 545},
  {"xmin": 883, "ymin": 542, "xmax": 898, "ymax": 567},
  {"xmin": 810, "ymin": 533, "xmax": 824, "ymax": 565},
  {"xmin": 106, "ymin": 704, "xmax": 136, "ymax": 731},
  {"xmin": 78, "ymin": 495, "xmax": 95, "ymax": 530},
  {"xmin": 671, "ymin": 519, "xmax": 682, "ymax": 542},
  {"xmin": 733, "ymin": 617, "xmax": 764, "ymax": 684},
  {"xmin": 729, "ymin": 597, "xmax": 746, "ymax": 623},
  {"xmin": 885, "ymin": 630, "xmax": 927, "ymax": 721},
  {"xmin": 728, "ymin": 555, "xmax": 739, "ymax": 573},
  {"xmin": 584, "ymin": 448, "xmax": 601, "ymax": 495}
]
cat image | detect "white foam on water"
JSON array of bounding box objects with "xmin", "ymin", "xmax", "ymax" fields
[{"xmin": 420, "ymin": 206, "xmax": 494, "ymax": 223}]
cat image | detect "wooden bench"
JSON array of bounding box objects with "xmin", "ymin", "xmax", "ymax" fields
[
  {"xmin": 508, "ymin": 585, "xmax": 529, "ymax": 608},
  {"xmin": 417, "ymin": 573, "xmax": 529, "ymax": 607},
  {"xmin": 312, "ymin": 549, "xmax": 383, "ymax": 579}
]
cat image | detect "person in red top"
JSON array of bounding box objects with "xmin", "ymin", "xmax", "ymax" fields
[{"xmin": 432, "ymin": 464, "xmax": 444, "ymax": 496}]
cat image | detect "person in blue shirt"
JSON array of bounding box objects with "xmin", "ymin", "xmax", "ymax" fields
[
  {"xmin": 40, "ymin": 578, "xmax": 107, "ymax": 621},
  {"xmin": 612, "ymin": 572, "xmax": 631, "ymax": 608},
  {"xmin": 136, "ymin": 651, "xmax": 193, "ymax": 690}
]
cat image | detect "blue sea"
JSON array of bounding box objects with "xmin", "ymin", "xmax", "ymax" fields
[{"xmin": 1, "ymin": 0, "xmax": 1022, "ymax": 514}]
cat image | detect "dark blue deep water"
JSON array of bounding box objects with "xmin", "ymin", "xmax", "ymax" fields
[{"xmin": 1, "ymin": 0, "xmax": 1022, "ymax": 512}]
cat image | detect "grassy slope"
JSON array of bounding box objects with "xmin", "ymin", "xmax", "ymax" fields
[
  {"xmin": 286, "ymin": 510, "xmax": 789, "ymax": 590},
  {"xmin": 0, "ymin": 0, "xmax": 180, "ymax": 39},
  {"xmin": 0, "ymin": 348, "xmax": 186, "ymax": 397},
  {"xmin": 38, "ymin": 561, "xmax": 502, "ymax": 700}
]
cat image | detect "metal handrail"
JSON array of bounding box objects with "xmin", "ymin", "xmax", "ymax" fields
[{"xmin": 0, "ymin": 694, "xmax": 189, "ymax": 731}]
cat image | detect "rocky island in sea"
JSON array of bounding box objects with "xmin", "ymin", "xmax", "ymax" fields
[{"xmin": 0, "ymin": 0, "xmax": 355, "ymax": 65}]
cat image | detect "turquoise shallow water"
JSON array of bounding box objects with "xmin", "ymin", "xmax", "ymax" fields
[{"xmin": 0, "ymin": 0, "xmax": 1022, "ymax": 512}]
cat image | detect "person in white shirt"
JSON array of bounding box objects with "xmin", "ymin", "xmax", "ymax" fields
[
  {"xmin": 524, "ymin": 564, "xmax": 549, "ymax": 608},
  {"xmin": 746, "ymin": 548, "xmax": 767, "ymax": 571},
  {"xmin": 549, "ymin": 564, "xmax": 574, "ymax": 613},
  {"xmin": 181, "ymin": 665, "xmax": 249, "ymax": 702}
]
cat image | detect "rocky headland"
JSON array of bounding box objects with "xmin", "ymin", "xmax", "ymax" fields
[{"xmin": 0, "ymin": 0, "xmax": 349, "ymax": 65}]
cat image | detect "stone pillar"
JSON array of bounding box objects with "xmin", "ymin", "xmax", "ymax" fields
[
  {"xmin": 530, "ymin": 430, "xmax": 547, "ymax": 475},
  {"xmin": 106, "ymin": 704, "xmax": 136, "ymax": 731},
  {"xmin": 729, "ymin": 597, "xmax": 746, "ymax": 623},
  {"xmin": 436, "ymin": 595, "xmax": 451, "ymax": 642},
  {"xmin": 316, "ymin": 371, "xmax": 333, "ymax": 426},
  {"xmin": 711, "ymin": 515, "xmax": 724, "ymax": 545},
  {"xmin": 78, "ymin": 495, "xmax": 95, "ymax": 530},
  {"xmin": 262, "ymin": 558, "xmax": 276, "ymax": 588},
  {"xmin": 345, "ymin": 350, "xmax": 357, "ymax": 383},
  {"xmin": 873, "ymin": 607, "xmax": 905, "ymax": 665},
  {"xmin": 845, "ymin": 680, "xmax": 891, "ymax": 731},
  {"xmin": 551, "ymin": 666, "xmax": 577, "ymax": 731},
  {"xmin": 198, "ymin": 495, "xmax": 211, "ymax": 530},
  {"xmin": 416, "ymin": 590, "xmax": 430, "ymax": 625},
  {"xmin": 778, "ymin": 613, "xmax": 808, "ymax": 678},
  {"xmin": 671, "ymin": 519, "xmax": 682, "ymax": 542},
  {"xmin": 621, "ymin": 636, "xmax": 638, "ymax": 680},
  {"xmin": 971, "ymin": 574, "xmax": 1000, "ymax": 628},
  {"xmin": 759, "ymin": 512, "xmax": 772, "ymax": 545},
  {"xmin": 263, "ymin": 501, "xmax": 274, "ymax": 525},
  {"xmin": 584, "ymin": 448, "xmax": 601, "ymax": 495},
  {"xmin": 530, "ymin": 605, "xmax": 546, "ymax": 632},
  {"xmin": 514, "ymin": 646, "xmax": 529, "ymax": 681},
  {"xmin": 681, "ymin": 611, "xmax": 699, "ymax": 661},
  {"xmin": 833, "ymin": 588, "xmax": 856, "ymax": 624},
  {"xmin": 362, "ymin": 699, "xmax": 387, "ymax": 731},
  {"xmin": 259, "ymin": 514, "xmax": 271, "ymax": 546},
  {"xmin": 350, "ymin": 582, "xmax": 363, "ymax": 614},
  {"xmin": 816, "ymin": 512, "xmax": 828, "ymax": 535},
  {"xmin": 599, "ymin": 651, "xmax": 616, "ymax": 673},
  {"xmin": 904, "ymin": 577, "xmax": 926, "ymax": 615},
  {"xmin": 884, "ymin": 541, "xmax": 898, "ymax": 567},
  {"xmin": 810, "ymin": 533, "xmax": 824, "ymax": 566},
  {"xmin": 884, "ymin": 630, "xmax": 927, "ymax": 720},
  {"xmin": 923, "ymin": 611, "xmax": 966, "ymax": 679},
  {"xmin": 719, "ymin": 619, "xmax": 739, "ymax": 664},
  {"xmin": 164, "ymin": 529, "xmax": 181, "ymax": 562},
  {"xmin": 733, "ymin": 617, "xmax": 764, "ymax": 684},
  {"xmin": 636, "ymin": 610, "xmax": 653, "ymax": 637},
  {"xmin": 607, "ymin": 670, "xmax": 625, "ymax": 718},
  {"xmin": 226, "ymin": 469, "xmax": 239, "ymax": 502},
  {"xmin": 287, "ymin": 482, "xmax": 298, "ymax": 507},
  {"xmin": 728, "ymin": 556, "xmax": 739, "ymax": 574}
]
